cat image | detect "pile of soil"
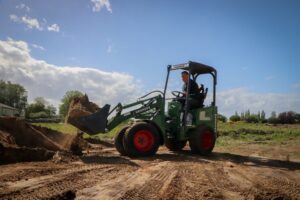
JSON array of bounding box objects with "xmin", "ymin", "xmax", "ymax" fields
[
  {"xmin": 0, "ymin": 117, "xmax": 87, "ymax": 164},
  {"xmin": 65, "ymin": 94, "xmax": 99, "ymax": 124}
]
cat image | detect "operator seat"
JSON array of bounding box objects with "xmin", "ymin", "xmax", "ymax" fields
[{"xmin": 191, "ymin": 84, "xmax": 207, "ymax": 109}]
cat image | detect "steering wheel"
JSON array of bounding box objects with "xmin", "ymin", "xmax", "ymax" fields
[{"xmin": 171, "ymin": 91, "xmax": 185, "ymax": 98}]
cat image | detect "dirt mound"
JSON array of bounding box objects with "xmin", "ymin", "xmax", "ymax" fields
[
  {"xmin": 0, "ymin": 145, "xmax": 55, "ymax": 163},
  {"xmin": 65, "ymin": 94, "xmax": 99, "ymax": 123},
  {"xmin": 0, "ymin": 130, "xmax": 17, "ymax": 147},
  {"xmin": 0, "ymin": 117, "xmax": 62, "ymax": 151},
  {"xmin": 33, "ymin": 125, "xmax": 88, "ymax": 155},
  {"xmin": 0, "ymin": 117, "xmax": 87, "ymax": 164}
]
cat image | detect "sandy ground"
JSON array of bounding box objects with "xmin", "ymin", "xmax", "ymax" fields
[{"xmin": 0, "ymin": 143, "xmax": 299, "ymax": 200}]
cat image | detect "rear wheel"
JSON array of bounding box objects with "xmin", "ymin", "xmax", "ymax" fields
[
  {"xmin": 114, "ymin": 126, "xmax": 129, "ymax": 156},
  {"xmin": 123, "ymin": 122, "xmax": 160, "ymax": 157},
  {"xmin": 189, "ymin": 126, "xmax": 216, "ymax": 155},
  {"xmin": 165, "ymin": 138, "xmax": 187, "ymax": 151}
]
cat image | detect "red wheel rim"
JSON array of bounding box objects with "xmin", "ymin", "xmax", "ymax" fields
[
  {"xmin": 201, "ymin": 130, "xmax": 213, "ymax": 150},
  {"xmin": 133, "ymin": 130, "xmax": 154, "ymax": 152}
]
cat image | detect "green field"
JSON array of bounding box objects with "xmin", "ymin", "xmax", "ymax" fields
[
  {"xmin": 33, "ymin": 121, "xmax": 300, "ymax": 146},
  {"xmin": 33, "ymin": 122, "xmax": 126, "ymax": 140},
  {"xmin": 216, "ymin": 121, "xmax": 300, "ymax": 147}
]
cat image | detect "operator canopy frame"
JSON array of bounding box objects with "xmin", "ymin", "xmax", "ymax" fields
[
  {"xmin": 170, "ymin": 61, "xmax": 217, "ymax": 82},
  {"xmin": 163, "ymin": 61, "xmax": 217, "ymax": 106}
]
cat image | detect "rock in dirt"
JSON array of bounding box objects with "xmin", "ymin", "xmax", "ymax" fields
[{"xmin": 51, "ymin": 151, "xmax": 79, "ymax": 163}]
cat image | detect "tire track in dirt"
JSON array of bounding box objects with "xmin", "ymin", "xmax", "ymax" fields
[
  {"xmin": 1, "ymin": 147, "xmax": 300, "ymax": 200},
  {"xmin": 0, "ymin": 163, "xmax": 137, "ymax": 200},
  {"xmin": 77, "ymin": 161, "xmax": 174, "ymax": 200}
]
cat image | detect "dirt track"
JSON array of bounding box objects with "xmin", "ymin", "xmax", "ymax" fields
[{"xmin": 0, "ymin": 143, "xmax": 299, "ymax": 200}]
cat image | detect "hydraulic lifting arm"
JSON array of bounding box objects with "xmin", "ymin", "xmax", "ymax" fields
[{"xmin": 69, "ymin": 93, "xmax": 164, "ymax": 135}]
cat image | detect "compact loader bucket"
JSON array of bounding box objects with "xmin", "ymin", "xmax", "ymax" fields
[{"xmin": 67, "ymin": 104, "xmax": 110, "ymax": 135}]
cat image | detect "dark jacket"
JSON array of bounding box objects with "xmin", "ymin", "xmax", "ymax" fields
[{"xmin": 182, "ymin": 79, "xmax": 199, "ymax": 97}]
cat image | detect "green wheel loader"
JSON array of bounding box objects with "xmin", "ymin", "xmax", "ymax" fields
[{"xmin": 69, "ymin": 61, "xmax": 218, "ymax": 157}]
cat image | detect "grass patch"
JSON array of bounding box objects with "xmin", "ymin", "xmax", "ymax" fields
[
  {"xmin": 33, "ymin": 123, "xmax": 78, "ymax": 134},
  {"xmin": 33, "ymin": 122, "xmax": 128, "ymax": 140},
  {"xmin": 33, "ymin": 121, "xmax": 300, "ymax": 146},
  {"xmin": 216, "ymin": 121, "xmax": 300, "ymax": 147}
]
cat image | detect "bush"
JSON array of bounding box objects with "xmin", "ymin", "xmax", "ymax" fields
[
  {"xmin": 29, "ymin": 111, "xmax": 48, "ymax": 119},
  {"xmin": 230, "ymin": 115, "xmax": 240, "ymax": 122},
  {"xmin": 268, "ymin": 117, "xmax": 280, "ymax": 124},
  {"xmin": 296, "ymin": 114, "xmax": 300, "ymax": 123},
  {"xmin": 278, "ymin": 111, "xmax": 296, "ymax": 124},
  {"xmin": 217, "ymin": 114, "xmax": 227, "ymax": 122},
  {"xmin": 245, "ymin": 114, "xmax": 259, "ymax": 123}
]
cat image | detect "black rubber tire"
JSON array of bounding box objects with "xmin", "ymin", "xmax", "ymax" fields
[
  {"xmin": 165, "ymin": 138, "xmax": 187, "ymax": 151},
  {"xmin": 114, "ymin": 126, "xmax": 129, "ymax": 156},
  {"xmin": 189, "ymin": 126, "xmax": 216, "ymax": 156},
  {"xmin": 123, "ymin": 122, "xmax": 160, "ymax": 157}
]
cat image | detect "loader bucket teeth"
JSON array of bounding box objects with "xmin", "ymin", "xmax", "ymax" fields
[{"xmin": 68, "ymin": 104, "xmax": 110, "ymax": 134}]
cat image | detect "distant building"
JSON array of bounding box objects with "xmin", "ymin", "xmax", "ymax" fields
[{"xmin": 0, "ymin": 103, "xmax": 19, "ymax": 117}]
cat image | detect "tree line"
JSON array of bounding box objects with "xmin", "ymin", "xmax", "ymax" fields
[
  {"xmin": 0, "ymin": 80, "xmax": 83, "ymax": 119},
  {"xmin": 1, "ymin": 80, "xmax": 299, "ymax": 123},
  {"xmin": 218, "ymin": 110, "xmax": 300, "ymax": 124}
]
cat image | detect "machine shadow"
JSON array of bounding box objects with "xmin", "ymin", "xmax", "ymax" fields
[
  {"xmin": 80, "ymin": 154, "xmax": 140, "ymax": 167},
  {"xmin": 135, "ymin": 150, "xmax": 300, "ymax": 170},
  {"xmin": 209, "ymin": 151, "xmax": 300, "ymax": 171}
]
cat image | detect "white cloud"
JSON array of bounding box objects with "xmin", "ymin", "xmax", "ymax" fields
[
  {"xmin": 292, "ymin": 83, "xmax": 300, "ymax": 89},
  {"xmin": 107, "ymin": 44, "xmax": 112, "ymax": 53},
  {"xmin": 9, "ymin": 14, "xmax": 19, "ymax": 22},
  {"xmin": 216, "ymin": 88, "xmax": 300, "ymax": 117},
  {"xmin": 16, "ymin": 4, "xmax": 30, "ymax": 12},
  {"xmin": 47, "ymin": 24, "xmax": 60, "ymax": 32},
  {"xmin": 0, "ymin": 38, "xmax": 140, "ymax": 108},
  {"xmin": 31, "ymin": 44, "xmax": 45, "ymax": 51},
  {"xmin": 9, "ymin": 14, "xmax": 60, "ymax": 33},
  {"xmin": 10, "ymin": 14, "xmax": 43, "ymax": 31},
  {"xmin": 265, "ymin": 75, "xmax": 275, "ymax": 81},
  {"xmin": 21, "ymin": 16, "xmax": 42, "ymax": 30},
  {"xmin": 91, "ymin": 0, "xmax": 112, "ymax": 13}
]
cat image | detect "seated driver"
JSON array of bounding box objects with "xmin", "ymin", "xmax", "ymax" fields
[
  {"xmin": 181, "ymin": 71, "xmax": 198, "ymax": 97},
  {"xmin": 180, "ymin": 71, "xmax": 201, "ymax": 109}
]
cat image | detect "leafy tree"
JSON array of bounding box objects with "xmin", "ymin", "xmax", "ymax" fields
[
  {"xmin": 46, "ymin": 105, "xmax": 56, "ymax": 116},
  {"xmin": 271, "ymin": 111, "xmax": 276, "ymax": 118},
  {"xmin": 0, "ymin": 80, "xmax": 27, "ymax": 112},
  {"xmin": 217, "ymin": 114, "xmax": 227, "ymax": 123},
  {"xmin": 278, "ymin": 111, "xmax": 296, "ymax": 124},
  {"xmin": 295, "ymin": 114, "xmax": 300, "ymax": 123},
  {"xmin": 59, "ymin": 90, "xmax": 84, "ymax": 117},
  {"xmin": 25, "ymin": 97, "xmax": 56, "ymax": 118},
  {"xmin": 240, "ymin": 112, "xmax": 245, "ymax": 121},
  {"xmin": 245, "ymin": 114, "xmax": 259, "ymax": 123},
  {"xmin": 261, "ymin": 110, "xmax": 266, "ymax": 120},
  {"xmin": 230, "ymin": 114, "xmax": 240, "ymax": 122},
  {"xmin": 268, "ymin": 116, "xmax": 279, "ymax": 124}
]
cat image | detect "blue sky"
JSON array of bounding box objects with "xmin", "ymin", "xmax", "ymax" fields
[{"xmin": 0, "ymin": 0, "xmax": 299, "ymax": 116}]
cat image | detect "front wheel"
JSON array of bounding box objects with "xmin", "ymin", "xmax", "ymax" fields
[
  {"xmin": 123, "ymin": 122, "xmax": 160, "ymax": 157},
  {"xmin": 189, "ymin": 126, "xmax": 216, "ymax": 155},
  {"xmin": 114, "ymin": 126, "xmax": 129, "ymax": 156}
]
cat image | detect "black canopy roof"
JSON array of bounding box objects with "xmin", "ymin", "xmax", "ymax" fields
[{"xmin": 170, "ymin": 61, "xmax": 216, "ymax": 75}]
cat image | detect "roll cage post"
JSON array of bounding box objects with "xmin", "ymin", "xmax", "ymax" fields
[{"xmin": 163, "ymin": 62, "xmax": 217, "ymax": 126}]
